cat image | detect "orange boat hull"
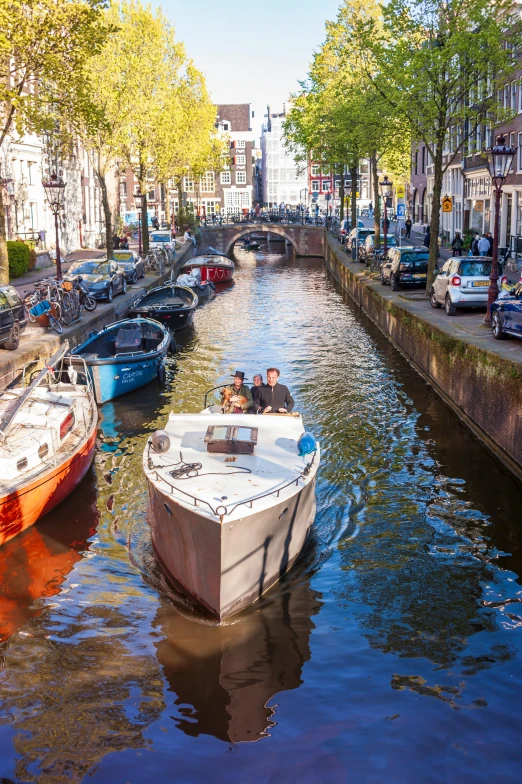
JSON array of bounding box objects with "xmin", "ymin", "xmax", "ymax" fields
[{"xmin": 0, "ymin": 424, "xmax": 97, "ymax": 547}]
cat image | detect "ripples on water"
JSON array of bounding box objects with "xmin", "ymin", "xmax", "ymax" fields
[{"xmin": 1, "ymin": 243, "xmax": 522, "ymax": 782}]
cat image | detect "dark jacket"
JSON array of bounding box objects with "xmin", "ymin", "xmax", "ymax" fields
[
  {"xmin": 258, "ymin": 383, "xmax": 294, "ymax": 413},
  {"xmin": 471, "ymin": 236, "xmax": 480, "ymax": 254},
  {"xmin": 251, "ymin": 384, "xmax": 266, "ymax": 408},
  {"xmin": 423, "ymin": 230, "xmax": 431, "ymax": 249}
]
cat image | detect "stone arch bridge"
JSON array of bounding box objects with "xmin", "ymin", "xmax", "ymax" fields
[{"xmin": 199, "ymin": 223, "xmax": 325, "ymax": 258}]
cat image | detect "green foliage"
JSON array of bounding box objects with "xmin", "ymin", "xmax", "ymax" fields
[{"xmin": 7, "ymin": 241, "xmax": 30, "ymax": 278}]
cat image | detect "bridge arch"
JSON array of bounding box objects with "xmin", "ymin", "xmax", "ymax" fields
[{"xmin": 223, "ymin": 225, "xmax": 298, "ymax": 256}]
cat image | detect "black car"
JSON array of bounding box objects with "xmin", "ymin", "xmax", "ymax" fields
[
  {"xmin": 359, "ymin": 233, "xmax": 398, "ymax": 265},
  {"xmin": 112, "ymin": 250, "xmax": 145, "ymax": 284},
  {"xmin": 491, "ymin": 282, "xmax": 522, "ymax": 340},
  {"xmin": 0, "ymin": 285, "xmax": 26, "ymax": 350},
  {"xmin": 381, "ymin": 247, "xmax": 429, "ymax": 290},
  {"xmin": 66, "ymin": 260, "xmax": 127, "ymax": 301}
]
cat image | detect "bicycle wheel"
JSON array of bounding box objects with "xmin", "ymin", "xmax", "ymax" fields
[
  {"xmin": 70, "ymin": 291, "xmax": 81, "ymax": 321},
  {"xmin": 48, "ymin": 314, "xmax": 63, "ymax": 334},
  {"xmin": 60, "ymin": 293, "xmax": 74, "ymax": 326}
]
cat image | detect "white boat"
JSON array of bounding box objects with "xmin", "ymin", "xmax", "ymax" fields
[{"xmin": 143, "ymin": 409, "xmax": 319, "ymax": 620}]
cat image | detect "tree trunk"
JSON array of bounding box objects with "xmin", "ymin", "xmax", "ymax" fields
[
  {"xmin": 339, "ymin": 164, "xmax": 345, "ymax": 222},
  {"xmin": 0, "ymin": 188, "xmax": 8, "ymax": 285},
  {"xmin": 426, "ymin": 139, "xmax": 444, "ymax": 292},
  {"xmin": 98, "ymin": 173, "xmax": 113, "ymax": 260},
  {"xmin": 141, "ymin": 191, "xmax": 149, "ymax": 253},
  {"xmin": 371, "ymin": 152, "xmax": 381, "ymax": 249},
  {"xmin": 350, "ymin": 164, "xmax": 358, "ymax": 231},
  {"xmin": 164, "ymin": 181, "xmax": 171, "ymax": 226}
]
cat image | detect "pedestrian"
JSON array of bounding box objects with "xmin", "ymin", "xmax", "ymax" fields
[
  {"xmin": 151, "ymin": 215, "xmax": 159, "ymax": 230},
  {"xmin": 423, "ymin": 225, "xmax": 431, "ymax": 249},
  {"xmin": 368, "ymin": 201, "xmax": 373, "ymax": 217},
  {"xmin": 478, "ymin": 233, "xmax": 490, "ymax": 256},
  {"xmin": 38, "ymin": 229, "xmax": 46, "ymax": 249},
  {"xmin": 471, "ymin": 233, "xmax": 480, "ymax": 255},
  {"xmin": 183, "ymin": 226, "xmax": 196, "ymax": 250},
  {"xmin": 487, "ymin": 232, "xmax": 494, "ymax": 255},
  {"xmin": 451, "ymin": 232, "xmax": 463, "ymax": 257},
  {"xmin": 120, "ymin": 235, "xmax": 129, "ymax": 249},
  {"xmin": 405, "ymin": 216, "xmax": 412, "ymax": 239},
  {"xmin": 112, "ymin": 233, "xmax": 121, "ymax": 250}
]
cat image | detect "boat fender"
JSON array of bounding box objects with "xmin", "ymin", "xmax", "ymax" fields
[
  {"xmin": 298, "ymin": 431, "xmax": 317, "ymax": 456},
  {"xmin": 209, "ymin": 281, "xmax": 216, "ymax": 291},
  {"xmin": 151, "ymin": 430, "xmax": 170, "ymax": 453},
  {"xmin": 168, "ymin": 336, "xmax": 177, "ymax": 354},
  {"xmin": 157, "ymin": 364, "xmax": 167, "ymax": 384}
]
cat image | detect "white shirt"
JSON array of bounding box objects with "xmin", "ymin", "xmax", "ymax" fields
[
  {"xmin": 184, "ymin": 231, "xmax": 192, "ymax": 242},
  {"xmin": 478, "ymin": 237, "xmax": 490, "ymax": 253}
]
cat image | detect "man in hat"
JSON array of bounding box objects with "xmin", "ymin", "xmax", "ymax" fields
[
  {"xmin": 258, "ymin": 368, "xmax": 294, "ymax": 414},
  {"xmin": 221, "ymin": 371, "xmax": 253, "ymax": 414}
]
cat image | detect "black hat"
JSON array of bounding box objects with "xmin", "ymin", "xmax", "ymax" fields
[{"xmin": 233, "ymin": 370, "xmax": 245, "ymax": 380}]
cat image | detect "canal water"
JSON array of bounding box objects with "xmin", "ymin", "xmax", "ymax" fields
[{"xmin": 1, "ymin": 242, "xmax": 522, "ymax": 782}]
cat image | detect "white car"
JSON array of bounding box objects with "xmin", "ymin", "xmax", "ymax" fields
[
  {"xmin": 149, "ymin": 230, "xmax": 173, "ymax": 252},
  {"xmin": 430, "ymin": 256, "xmax": 506, "ymax": 316}
]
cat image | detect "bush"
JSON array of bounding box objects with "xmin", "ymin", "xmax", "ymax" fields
[{"xmin": 7, "ymin": 241, "xmax": 30, "ymax": 278}]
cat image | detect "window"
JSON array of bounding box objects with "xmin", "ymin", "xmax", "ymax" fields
[
  {"xmin": 221, "ymin": 171, "xmax": 231, "ymax": 185},
  {"xmin": 504, "ymin": 84, "xmax": 509, "ymax": 109},
  {"xmin": 311, "ymin": 164, "xmax": 320, "ymax": 177},
  {"xmin": 236, "ymin": 171, "xmax": 246, "ymax": 185},
  {"xmin": 200, "ymin": 172, "xmax": 215, "ymax": 192},
  {"xmin": 512, "ymin": 81, "xmax": 518, "ymax": 111},
  {"xmin": 27, "ymin": 161, "xmax": 35, "ymax": 184},
  {"xmin": 235, "ymin": 154, "xmax": 246, "ymax": 165},
  {"xmin": 184, "ymin": 176, "xmax": 194, "ymax": 192},
  {"xmin": 148, "ymin": 188, "xmax": 155, "ymax": 201},
  {"xmin": 322, "ymin": 181, "xmax": 330, "ymax": 192},
  {"xmin": 311, "ymin": 180, "xmax": 319, "ymax": 192},
  {"xmin": 510, "ymin": 133, "xmax": 516, "ymax": 172},
  {"xmin": 236, "ymin": 139, "xmax": 245, "ymax": 148}
]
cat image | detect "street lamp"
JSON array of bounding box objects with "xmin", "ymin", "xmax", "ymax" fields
[
  {"xmin": 379, "ymin": 175, "xmax": 393, "ymax": 259},
  {"xmin": 42, "ymin": 173, "xmax": 66, "ymax": 279},
  {"xmin": 134, "ymin": 191, "xmax": 144, "ymax": 255},
  {"xmin": 484, "ymin": 134, "xmax": 517, "ymax": 323}
]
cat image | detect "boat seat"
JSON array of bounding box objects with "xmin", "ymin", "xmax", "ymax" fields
[{"xmin": 115, "ymin": 327, "xmax": 142, "ymax": 351}]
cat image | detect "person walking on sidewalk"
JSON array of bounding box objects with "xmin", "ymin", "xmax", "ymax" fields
[
  {"xmin": 423, "ymin": 226, "xmax": 431, "ymax": 249},
  {"xmin": 405, "ymin": 217, "xmax": 412, "ymax": 239},
  {"xmin": 451, "ymin": 232, "xmax": 463, "ymax": 257},
  {"xmin": 478, "ymin": 234, "xmax": 490, "ymax": 256},
  {"xmin": 471, "ymin": 233, "xmax": 480, "ymax": 255}
]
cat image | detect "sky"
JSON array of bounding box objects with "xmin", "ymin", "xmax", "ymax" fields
[{"xmin": 155, "ymin": 0, "xmax": 342, "ymax": 142}]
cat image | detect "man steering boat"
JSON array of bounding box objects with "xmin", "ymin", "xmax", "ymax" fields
[
  {"xmin": 257, "ymin": 368, "xmax": 294, "ymax": 414},
  {"xmin": 221, "ymin": 371, "xmax": 253, "ymax": 414}
]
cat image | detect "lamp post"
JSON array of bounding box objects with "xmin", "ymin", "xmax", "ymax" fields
[
  {"xmin": 135, "ymin": 192, "xmax": 143, "ymax": 256},
  {"xmin": 379, "ymin": 175, "xmax": 393, "ymax": 259},
  {"xmin": 42, "ymin": 173, "xmax": 66, "ymax": 279},
  {"xmin": 484, "ymin": 134, "xmax": 517, "ymax": 324}
]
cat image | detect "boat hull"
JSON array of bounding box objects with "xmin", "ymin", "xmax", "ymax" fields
[
  {"xmin": 129, "ymin": 306, "xmax": 195, "ymax": 331},
  {"xmin": 147, "ymin": 475, "xmax": 317, "ymax": 620},
  {"xmin": 182, "ymin": 264, "xmax": 233, "ymax": 284},
  {"xmin": 87, "ymin": 354, "xmax": 165, "ymax": 404},
  {"xmin": 0, "ymin": 423, "xmax": 97, "ymax": 547}
]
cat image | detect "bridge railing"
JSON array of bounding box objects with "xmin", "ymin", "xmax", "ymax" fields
[{"xmin": 196, "ymin": 211, "xmax": 327, "ymax": 228}]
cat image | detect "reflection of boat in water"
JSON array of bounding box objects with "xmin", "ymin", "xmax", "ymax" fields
[
  {"xmin": 0, "ymin": 472, "xmax": 97, "ymax": 642},
  {"xmin": 153, "ymin": 577, "xmax": 322, "ymax": 743},
  {"xmin": 144, "ymin": 411, "xmax": 319, "ymax": 620}
]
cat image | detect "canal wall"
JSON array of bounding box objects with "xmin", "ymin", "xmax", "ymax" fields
[
  {"xmin": 0, "ymin": 243, "xmax": 193, "ymax": 391},
  {"xmin": 325, "ymin": 235, "xmax": 522, "ymax": 482}
]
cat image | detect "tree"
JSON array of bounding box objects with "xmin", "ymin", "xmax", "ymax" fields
[
  {"xmin": 0, "ymin": 0, "xmax": 110, "ymax": 283},
  {"xmin": 352, "ymin": 0, "xmax": 519, "ymax": 288}
]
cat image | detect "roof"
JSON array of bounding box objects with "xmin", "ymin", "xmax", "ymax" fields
[{"xmin": 216, "ymin": 104, "xmax": 251, "ymax": 132}]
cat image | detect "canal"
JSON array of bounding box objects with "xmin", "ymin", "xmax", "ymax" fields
[{"xmin": 1, "ymin": 242, "xmax": 522, "ymax": 782}]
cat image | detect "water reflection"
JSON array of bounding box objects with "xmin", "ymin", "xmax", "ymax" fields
[{"xmin": 154, "ymin": 574, "xmax": 322, "ymax": 743}]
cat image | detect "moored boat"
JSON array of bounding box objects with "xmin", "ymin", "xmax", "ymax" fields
[
  {"xmin": 128, "ymin": 283, "xmax": 198, "ymax": 331},
  {"xmin": 242, "ymin": 240, "xmax": 260, "ymax": 251},
  {"xmin": 143, "ymin": 405, "xmax": 319, "ymax": 620},
  {"xmin": 71, "ymin": 318, "xmax": 172, "ymax": 404},
  {"xmin": 180, "ymin": 253, "xmax": 234, "ymax": 284},
  {"xmin": 0, "ymin": 344, "xmax": 98, "ymax": 547},
  {"xmin": 176, "ymin": 269, "xmax": 215, "ymax": 303}
]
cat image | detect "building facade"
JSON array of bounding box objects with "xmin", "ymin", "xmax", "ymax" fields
[
  {"xmin": 308, "ymin": 161, "xmax": 373, "ymax": 213},
  {"xmin": 261, "ymin": 106, "xmax": 307, "ymax": 208}
]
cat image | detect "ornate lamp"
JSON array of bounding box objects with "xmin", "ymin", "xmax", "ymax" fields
[
  {"xmin": 42, "ymin": 173, "xmax": 66, "ymax": 279},
  {"xmin": 135, "ymin": 191, "xmax": 144, "ymax": 255},
  {"xmin": 379, "ymin": 175, "xmax": 393, "ymax": 258},
  {"xmin": 483, "ymin": 135, "xmax": 517, "ymax": 323}
]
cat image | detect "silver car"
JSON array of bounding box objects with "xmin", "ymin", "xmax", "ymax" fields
[{"xmin": 430, "ymin": 256, "xmax": 505, "ymax": 316}]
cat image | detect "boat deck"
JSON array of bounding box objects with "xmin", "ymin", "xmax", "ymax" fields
[{"xmin": 146, "ymin": 413, "xmax": 317, "ymax": 521}]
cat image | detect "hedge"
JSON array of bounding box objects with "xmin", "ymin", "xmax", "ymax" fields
[{"xmin": 7, "ymin": 241, "xmax": 30, "ymax": 279}]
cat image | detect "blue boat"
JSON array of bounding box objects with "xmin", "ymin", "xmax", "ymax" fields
[{"xmin": 71, "ymin": 318, "xmax": 173, "ymax": 404}]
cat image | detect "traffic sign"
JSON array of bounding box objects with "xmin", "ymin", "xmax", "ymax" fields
[
  {"xmin": 442, "ymin": 196, "xmax": 452, "ymax": 213},
  {"xmin": 397, "ymin": 203, "xmax": 406, "ymax": 218},
  {"xmin": 396, "ymin": 185, "xmax": 405, "ymax": 199}
]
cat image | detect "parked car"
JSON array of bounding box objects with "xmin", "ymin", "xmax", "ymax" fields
[
  {"xmin": 360, "ymin": 234, "xmax": 398, "ymax": 266},
  {"xmin": 345, "ymin": 228, "xmax": 375, "ymax": 257},
  {"xmin": 112, "ymin": 250, "xmax": 145, "ymax": 284},
  {"xmin": 0, "ymin": 285, "xmax": 26, "ymax": 350},
  {"xmin": 337, "ymin": 218, "xmax": 364, "ymax": 243},
  {"xmin": 380, "ymin": 247, "xmax": 429, "ymax": 289},
  {"xmin": 491, "ymin": 282, "xmax": 522, "ymax": 339},
  {"xmin": 429, "ymin": 256, "xmax": 505, "ymax": 316},
  {"xmin": 67, "ymin": 260, "xmax": 127, "ymax": 302},
  {"xmin": 149, "ymin": 230, "xmax": 174, "ymax": 253}
]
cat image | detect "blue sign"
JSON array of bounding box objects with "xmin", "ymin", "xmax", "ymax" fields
[{"xmin": 397, "ymin": 203, "xmax": 406, "ymax": 218}]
